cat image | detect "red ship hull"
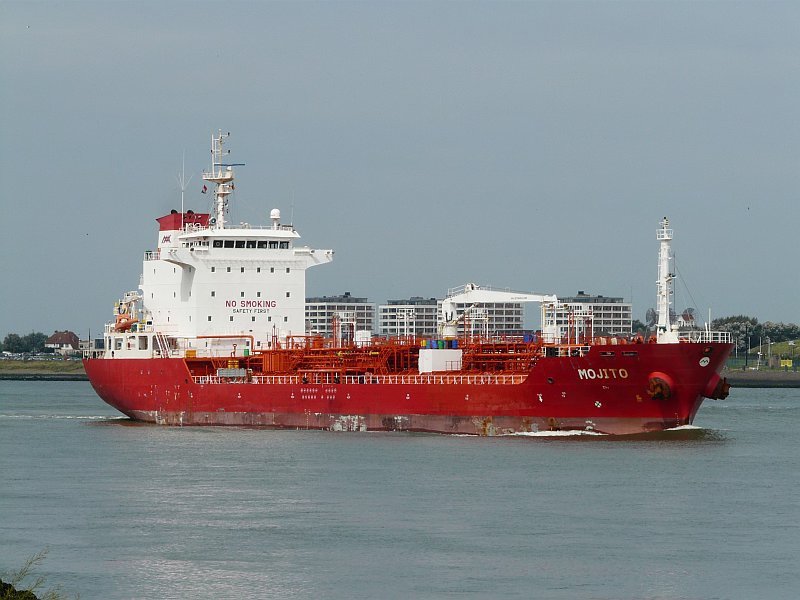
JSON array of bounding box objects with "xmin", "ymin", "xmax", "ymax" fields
[{"xmin": 84, "ymin": 341, "xmax": 731, "ymax": 435}]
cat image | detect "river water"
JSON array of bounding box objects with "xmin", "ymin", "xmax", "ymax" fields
[{"xmin": 1, "ymin": 381, "xmax": 798, "ymax": 599}]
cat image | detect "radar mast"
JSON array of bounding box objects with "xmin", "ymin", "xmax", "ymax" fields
[{"xmin": 202, "ymin": 131, "xmax": 244, "ymax": 229}]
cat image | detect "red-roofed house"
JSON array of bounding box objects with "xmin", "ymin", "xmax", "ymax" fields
[{"xmin": 46, "ymin": 330, "xmax": 80, "ymax": 355}]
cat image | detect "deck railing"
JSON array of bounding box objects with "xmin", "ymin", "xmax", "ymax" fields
[
  {"xmin": 678, "ymin": 330, "xmax": 732, "ymax": 343},
  {"xmin": 192, "ymin": 373, "xmax": 527, "ymax": 386}
]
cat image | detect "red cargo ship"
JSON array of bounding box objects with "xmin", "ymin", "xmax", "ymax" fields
[{"xmin": 84, "ymin": 132, "xmax": 731, "ymax": 435}]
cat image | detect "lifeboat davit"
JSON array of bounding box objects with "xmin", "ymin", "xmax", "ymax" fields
[{"xmin": 114, "ymin": 315, "xmax": 138, "ymax": 332}]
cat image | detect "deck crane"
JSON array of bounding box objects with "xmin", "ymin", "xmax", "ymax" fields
[{"xmin": 439, "ymin": 283, "xmax": 560, "ymax": 340}]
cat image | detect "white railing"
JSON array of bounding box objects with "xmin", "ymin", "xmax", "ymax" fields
[
  {"xmin": 678, "ymin": 330, "xmax": 732, "ymax": 343},
  {"xmin": 180, "ymin": 223, "xmax": 296, "ymax": 233},
  {"xmin": 192, "ymin": 373, "xmax": 527, "ymax": 386}
]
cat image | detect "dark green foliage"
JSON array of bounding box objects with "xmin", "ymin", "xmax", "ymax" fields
[
  {"xmin": 1, "ymin": 333, "xmax": 49, "ymax": 354},
  {"xmin": 0, "ymin": 579, "xmax": 39, "ymax": 599},
  {"xmin": 0, "ymin": 549, "xmax": 74, "ymax": 600},
  {"xmin": 711, "ymin": 315, "xmax": 800, "ymax": 353}
]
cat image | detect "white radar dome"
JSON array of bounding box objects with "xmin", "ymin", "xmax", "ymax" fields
[{"xmin": 270, "ymin": 209, "xmax": 281, "ymax": 220}]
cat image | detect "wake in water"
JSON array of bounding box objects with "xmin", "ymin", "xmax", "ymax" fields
[{"xmin": 504, "ymin": 423, "xmax": 724, "ymax": 441}]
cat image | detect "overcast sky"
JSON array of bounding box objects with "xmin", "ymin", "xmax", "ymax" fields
[{"xmin": 1, "ymin": 1, "xmax": 798, "ymax": 338}]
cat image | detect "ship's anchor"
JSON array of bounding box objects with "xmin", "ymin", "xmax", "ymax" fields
[{"xmin": 647, "ymin": 376, "xmax": 672, "ymax": 400}]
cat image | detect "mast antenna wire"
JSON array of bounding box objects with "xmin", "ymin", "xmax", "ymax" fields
[
  {"xmin": 176, "ymin": 150, "xmax": 194, "ymax": 229},
  {"xmin": 673, "ymin": 255, "xmax": 702, "ymax": 322}
]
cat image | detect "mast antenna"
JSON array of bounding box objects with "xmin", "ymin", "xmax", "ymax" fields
[
  {"xmin": 202, "ymin": 130, "xmax": 244, "ymax": 229},
  {"xmin": 176, "ymin": 150, "xmax": 193, "ymax": 229}
]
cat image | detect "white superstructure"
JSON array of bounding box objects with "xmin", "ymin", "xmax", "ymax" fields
[
  {"xmin": 655, "ymin": 217, "xmax": 679, "ymax": 343},
  {"xmin": 102, "ymin": 132, "xmax": 333, "ymax": 358}
]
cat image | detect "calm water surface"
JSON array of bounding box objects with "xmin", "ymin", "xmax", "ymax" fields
[{"xmin": 1, "ymin": 381, "xmax": 798, "ymax": 599}]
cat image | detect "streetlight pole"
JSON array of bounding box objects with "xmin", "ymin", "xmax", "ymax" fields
[{"xmin": 744, "ymin": 325, "xmax": 749, "ymax": 369}]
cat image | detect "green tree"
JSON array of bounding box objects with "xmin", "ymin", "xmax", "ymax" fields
[
  {"xmin": 631, "ymin": 319, "xmax": 647, "ymax": 335},
  {"xmin": 21, "ymin": 332, "xmax": 48, "ymax": 353},
  {"xmin": 2, "ymin": 333, "xmax": 24, "ymax": 353},
  {"xmin": 710, "ymin": 315, "xmax": 759, "ymax": 353}
]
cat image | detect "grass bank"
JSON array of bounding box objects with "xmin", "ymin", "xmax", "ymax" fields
[{"xmin": 0, "ymin": 360, "xmax": 86, "ymax": 380}]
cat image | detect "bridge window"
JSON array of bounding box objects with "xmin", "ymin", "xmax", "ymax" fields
[
  {"xmin": 224, "ymin": 240, "xmax": 234, "ymax": 248},
  {"xmin": 257, "ymin": 241, "xmax": 268, "ymax": 249},
  {"xmin": 269, "ymin": 241, "xmax": 278, "ymax": 249},
  {"xmin": 280, "ymin": 241, "xmax": 289, "ymax": 249},
  {"xmin": 246, "ymin": 240, "xmax": 256, "ymax": 248},
  {"xmin": 213, "ymin": 240, "xmax": 223, "ymax": 248},
  {"xmin": 235, "ymin": 240, "xmax": 245, "ymax": 248}
]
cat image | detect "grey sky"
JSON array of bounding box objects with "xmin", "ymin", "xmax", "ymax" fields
[{"xmin": 1, "ymin": 1, "xmax": 798, "ymax": 339}]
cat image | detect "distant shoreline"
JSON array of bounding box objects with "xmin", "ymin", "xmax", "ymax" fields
[
  {"xmin": 0, "ymin": 359, "xmax": 87, "ymax": 381},
  {"xmin": 0, "ymin": 372, "xmax": 88, "ymax": 381},
  {"xmin": 722, "ymin": 368, "xmax": 800, "ymax": 388},
  {"xmin": 1, "ymin": 362, "xmax": 798, "ymax": 387}
]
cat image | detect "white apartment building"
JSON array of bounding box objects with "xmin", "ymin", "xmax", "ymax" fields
[
  {"xmin": 555, "ymin": 291, "xmax": 632, "ymax": 338},
  {"xmin": 378, "ymin": 297, "xmax": 440, "ymax": 337},
  {"xmin": 305, "ymin": 292, "xmax": 376, "ymax": 337}
]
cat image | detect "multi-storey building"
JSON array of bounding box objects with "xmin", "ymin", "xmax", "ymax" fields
[
  {"xmin": 378, "ymin": 297, "xmax": 440, "ymax": 337},
  {"xmin": 305, "ymin": 292, "xmax": 376, "ymax": 336},
  {"xmin": 555, "ymin": 291, "xmax": 632, "ymax": 338}
]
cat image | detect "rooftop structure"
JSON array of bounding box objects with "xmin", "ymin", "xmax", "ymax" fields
[
  {"xmin": 305, "ymin": 292, "xmax": 375, "ymax": 337},
  {"xmin": 555, "ymin": 291, "xmax": 632, "ymax": 338},
  {"xmin": 378, "ymin": 297, "xmax": 439, "ymax": 337}
]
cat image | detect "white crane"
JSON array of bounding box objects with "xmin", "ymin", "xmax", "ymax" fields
[{"xmin": 439, "ymin": 283, "xmax": 559, "ymax": 340}]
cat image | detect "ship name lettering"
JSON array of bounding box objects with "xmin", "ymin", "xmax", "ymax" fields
[{"xmin": 577, "ymin": 368, "xmax": 629, "ymax": 380}]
